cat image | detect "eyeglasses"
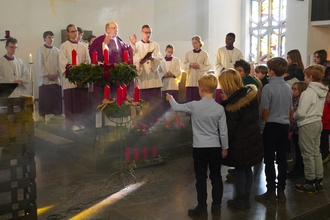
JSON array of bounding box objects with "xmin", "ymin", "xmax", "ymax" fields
[
  {"xmin": 292, "ymin": 88, "xmax": 298, "ymax": 90},
  {"xmin": 7, "ymin": 46, "xmax": 18, "ymax": 49},
  {"xmin": 70, "ymin": 30, "xmax": 78, "ymax": 33},
  {"xmin": 109, "ymin": 27, "xmax": 118, "ymax": 30},
  {"xmin": 143, "ymin": 31, "xmax": 152, "ymax": 34}
]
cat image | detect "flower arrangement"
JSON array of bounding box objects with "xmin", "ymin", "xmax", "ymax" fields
[
  {"xmin": 131, "ymin": 117, "xmax": 185, "ymax": 136},
  {"xmin": 64, "ymin": 62, "xmax": 138, "ymax": 86}
]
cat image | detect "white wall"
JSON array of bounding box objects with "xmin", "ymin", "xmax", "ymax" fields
[{"xmin": 2, "ymin": 0, "xmax": 330, "ymax": 98}]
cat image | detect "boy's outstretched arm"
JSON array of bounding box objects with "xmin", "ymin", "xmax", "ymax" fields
[{"xmin": 166, "ymin": 93, "xmax": 173, "ymax": 101}]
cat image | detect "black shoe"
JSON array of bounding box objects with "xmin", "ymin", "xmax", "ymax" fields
[
  {"xmin": 226, "ymin": 173, "xmax": 235, "ymax": 182},
  {"xmin": 255, "ymin": 190, "xmax": 277, "ymax": 204},
  {"xmin": 211, "ymin": 205, "xmax": 221, "ymax": 216},
  {"xmin": 295, "ymin": 179, "xmax": 316, "ymax": 194},
  {"xmin": 188, "ymin": 206, "xmax": 207, "ymax": 219},
  {"xmin": 228, "ymin": 168, "xmax": 235, "ymax": 174},
  {"xmin": 287, "ymin": 170, "xmax": 304, "ymax": 179},
  {"xmin": 277, "ymin": 186, "xmax": 286, "ymax": 203},
  {"xmin": 227, "ymin": 196, "xmax": 247, "ymax": 210},
  {"xmin": 314, "ymin": 178, "xmax": 324, "ymax": 193}
]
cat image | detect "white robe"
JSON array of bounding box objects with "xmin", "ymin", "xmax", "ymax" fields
[
  {"xmin": 36, "ymin": 45, "xmax": 61, "ymax": 86},
  {"xmin": 161, "ymin": 57, "xmax": 182, "ymax": 91},
  {"xmin": 182, "ymin": 50, "xmax": 211, "ymax": 87},
  {"xmin": 214, "ymin": 47, "xmax": 244, "ymax": 88},
  {"xmin": 0, "ymin": 56, "xmax": 29, "ymax": 97},
  {"xmin": 59, "ymin": 40, "xmax": 91, "ymax": 90},
  {"xmin": 131, "ymin": 41, "xmax": 164, "ymax": 89}
]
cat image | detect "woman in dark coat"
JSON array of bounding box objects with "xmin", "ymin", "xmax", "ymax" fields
[{"xmin": 218, "ymin": 69, "xmax": 263, "ymax": 210}]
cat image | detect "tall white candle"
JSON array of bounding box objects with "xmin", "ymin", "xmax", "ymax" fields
[{"xmin": 29, "ymin": 54, "xmax": 33, "ymax": 63}]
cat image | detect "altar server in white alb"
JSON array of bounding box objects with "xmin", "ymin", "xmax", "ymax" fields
[
  {"xmin": 214, "ymin": 32, "xmax": 244, "ymax": 103},
  {"xmin": 0, "ymin": 37, "xmax": 29, "ymax": 97},
  {"xmin": 161, "ymin": 44, "xmax": 182, "ymax": 112},
  {"xmin": 129, "ymin": 24, "xmax": 165, "ymax": 122},
  {"xmin": 183, "ymin": 35, "xmax": 211, "ymax": 102},
  {"xmin": 59, "ymin": 24, "xmax": 91, "ymax": 131},
  {"xmin": 36, "ymin": 31, "xmax": 62, "ymax": 118}
]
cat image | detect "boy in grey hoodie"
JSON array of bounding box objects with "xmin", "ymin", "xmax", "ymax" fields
[{"xmin": 294, "ymin": 64, "xmax": 328, "ymax": 193}]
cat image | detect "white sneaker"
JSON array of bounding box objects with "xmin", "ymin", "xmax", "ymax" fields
[
  {"xmin": 79, "ymin": 124, "xmax": 85, "ymax": 130},
  {"xmin": 71, "ymin": 125, "xmax": 80, "ymax": 131}
]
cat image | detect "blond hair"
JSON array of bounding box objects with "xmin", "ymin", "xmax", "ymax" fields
[
  {"xmin": 198, "ymin": 74, "xmax": 217, "ymax": 93},
  {"xmin": 304, "ymin": 64, "xmax": 325, "ymax": 82},
  {"xmin": 218, "ymin": 69, "xmax": 244, "ymax": 95},
  {"xmin": 191, "ymin": 35, "xmax": 203, "ymax": 48}
]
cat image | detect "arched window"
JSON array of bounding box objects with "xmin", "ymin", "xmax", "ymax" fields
[{"xmin": 250, "ymin": 0, "xmax": 287, "ymax": 64}]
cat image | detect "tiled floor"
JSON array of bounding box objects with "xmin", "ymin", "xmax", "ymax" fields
[{"xmin": 27, "ymin": 127, "xmax": 330, "ymax": 220}]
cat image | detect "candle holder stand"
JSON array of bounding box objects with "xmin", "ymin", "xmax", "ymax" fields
[
  {"xmin": 29, "ymin": 62, "xmax": 34, "ymax": 97},
  {"xmin": 105, "ymin": 116, "xmax": 137, "ymax": 189}
]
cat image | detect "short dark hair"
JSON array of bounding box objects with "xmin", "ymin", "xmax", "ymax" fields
[
  {"xmin": 66, "ymin": 24, "xmax": 75, "ymax": 32},
  {"xmin": 226, "ymin": 32, "xmax": 236, "ymax": 40},
  {"xmin": 267, "ymin": 57, "xmax": 288, "ymax": 76},
  {"xmin": 87, "ymin": 35, "xmax": 96, "ymax": 43},
  {"xmin": 142, "ymin": 24, "xmax": 151, "ymax": 29},
  {"xmin": 6, "ymin": 37, "xmax": 17, "ymax": 46},
  {"xmin": 234, "ymin": 59, "xmax": 251, "ymax": 74},
  {"xmin": 77, "ymin": 27, "xmax": 83, "ymax": 34},
  {"xmin": 43, "ymin": 31, "xmax": 54, "ymax": 39},
  {"xmin": 255, "ymin": 65, "xmax": 268, "ymax": 75}
]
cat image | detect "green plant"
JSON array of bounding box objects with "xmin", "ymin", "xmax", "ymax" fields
[{"xmin": 64, "ymin": 62, "xmax": 137, "ymax": 86}]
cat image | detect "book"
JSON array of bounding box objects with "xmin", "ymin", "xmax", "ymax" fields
[{"xmin": 140, "ymin": 50, "xmax": 154, "ymax": 64}]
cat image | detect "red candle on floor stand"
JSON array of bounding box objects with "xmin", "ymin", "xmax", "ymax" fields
[
  {"xmin": 122, "ymin": 84, "xmax": 127, "ymax": 101},
  {"xmin": 117, "ymin": 86, "xmax": 123, "ymax": 106},
  {"xmin": 123, "ymin": 50, "xmax": 129, "ymax": 63},
  {"xmin": 143, "ymin": 148, "xmax": 148, "ymax": 160},
  {"xmin": 71, "ymin": 49, "xmax": 77, "ymax": 66},
  {"xmin": 92, "ymin": 50, "xmax": 98, "ymax": 64},
  {"xmin": 134, "ymin": 86, "xmax": 140, "ymax": 102},
  {"xmin": 134, "ymin": 148, "xmax": 140, "ymax": 162},
  {"xmin": 104, "ymin": 85, "xmax": 110, "ymax": 99},
  {"xmin": 125, "ymin": 147, "xmax": 131, "ymax": 163},
  {"xmin": 152, "ymin": 146, "xmax": 157, "ymax": 158},
  {"xmin": 104, "ymin": 48, "xmax": 109, "ymax": 64}
]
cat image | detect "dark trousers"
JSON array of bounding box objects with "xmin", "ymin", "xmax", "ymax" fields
[
  {"xmin": 263, "ymin": 122, "xmax": 289, "ymax": 190},
  {"xmin": 193, "ymin": 148, "xmax": 223, "ymax": 207},
  {"xmin": 320, "ymin": 129, "xmax": 330, "ymax": 160},
  {"xmin": 235, "ymin": 167, "xmax": 253, "ymax": 196},
  {"xmin": 292, "ymin": 133, "xmax": 304, "ymax": 173}
]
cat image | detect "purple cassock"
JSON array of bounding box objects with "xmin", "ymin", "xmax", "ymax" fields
[{"xmin": 89, "ymin": 35, "xmax": 134, "ymax": 113}]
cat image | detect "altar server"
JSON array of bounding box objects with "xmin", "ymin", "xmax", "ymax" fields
[
  {"xmin": 59, "ymin": 24, "xmax": 90, "ymax": 131},
  {"xmin": 0, "ymin": 37, "xmax": 29, "ymax": 97},
  {"xmin": 36, "ymin": 31, "xmax": 62, "ymax": 117}
]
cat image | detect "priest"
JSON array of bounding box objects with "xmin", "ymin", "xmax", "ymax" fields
[{"xmin": 89, "ymin": 21, "xmax": 134, "ymax": 97}]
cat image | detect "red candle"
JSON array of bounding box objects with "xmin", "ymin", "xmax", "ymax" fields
[
  {"xmin": 143, "ymin": 148, "xmax": 148, "ymax": 160},
  {"xmin": 103, "ymin": 48, "xmax": 109, "ymax": 64},
  {"xmin": 125, "ymin": 147, "xmax": 131, "ymax": 163},
  {"xmin": 134, "ymin": 86, "xmax": 140, "ymax": 102},
  {"xmin": 122, "ymin": 84, "xmax": 127, "ymax": 101},
  {"xmin": 5, "ymin": 30, "xmax": 10, "ymax": 38},
  {"xmin": 117, "ymin": 86, "xmax": 123, "ymax": 106},
  {"xmin": 134, "ymin": 148, "xmax": 140, "ymax": 162},
  {"xmin": 92, "ymin": 50, "xmax": 98, "ymax": 64},
  {"xmin": 123, "ymin": 50, "xmax": 129, "ymax": 63},
  {"xmin": 72, "ymin": 49, "xmax": 77, "ymax": 66},
  {"xmin": 104, "ymin": 85, "xmax": 110, "ymax": 99},
  {"xmin": 152, "ymin": 146, "xmax": 157, "ymax": 158}
]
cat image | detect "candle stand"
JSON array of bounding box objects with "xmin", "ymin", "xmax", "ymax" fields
[
  {"xmin": 105, "ymin": 116, "xmax": 137, "ymax": 189},
  {"xmin": 29, "ymin": 62, "xmax": 33, "ymax": 97}
]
